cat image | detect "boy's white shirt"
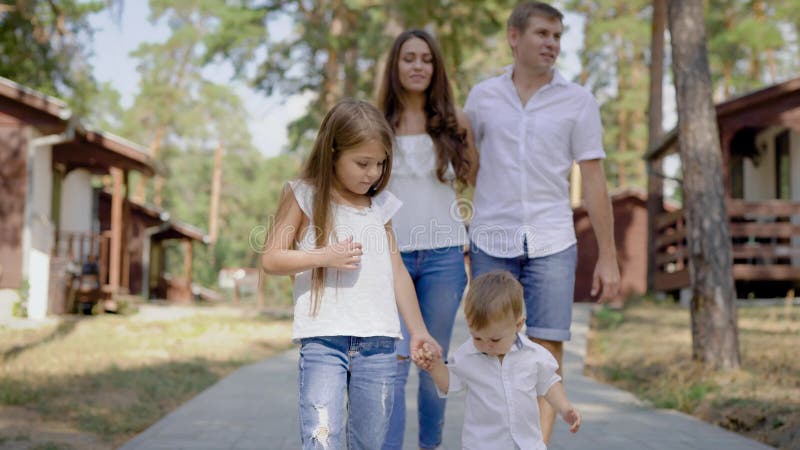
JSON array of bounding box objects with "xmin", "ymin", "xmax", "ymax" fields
[
  {"xmin": 288, "ymin": 179, "xmax": 404, "ymax": 341},
  {"xmin": 440, "ymin": 332, "xmax": 561, "ymax": 450}
]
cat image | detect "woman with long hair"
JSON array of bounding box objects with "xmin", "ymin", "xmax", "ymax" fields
[{"xmin": 377, "ymin": 29, "xmax": 478, "ymax": 450}]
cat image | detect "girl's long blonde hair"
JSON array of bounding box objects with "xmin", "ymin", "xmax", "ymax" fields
[{"xmin": 301, "ymin": 98, "xmax": 394, "ymax": 315}]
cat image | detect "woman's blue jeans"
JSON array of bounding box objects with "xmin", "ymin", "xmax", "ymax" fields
[
  {"xmin": 382, "ymin": 246, "xmax": 467, "ymax": 450},
  {"xmin": 298, "ymin": 336, "xmax": 397, "ymax": 450}
]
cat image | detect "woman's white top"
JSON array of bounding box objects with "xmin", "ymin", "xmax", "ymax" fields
[
  {"xmin": 387, "ymin": 134, "xmax": 469, "ymax": 252},
  {"xmin": 288, "ymin": 179, "xmax": 404, "ymax": 341}
]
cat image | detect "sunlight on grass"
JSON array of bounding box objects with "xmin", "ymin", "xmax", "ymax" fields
[
  {"xmin": 0, "ymin": 305, "xmax": 293, "ymax": 448},
  {"xmin": 586, "ymin": 298, "xmax": 799, "ymax": 450}
]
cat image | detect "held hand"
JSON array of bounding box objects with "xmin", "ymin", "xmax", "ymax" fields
[
  {"xmin": 321, "ymin": 236, "xmax": 363, "ymax": 270},
  {"xmin": 412, "ymin": 343, "xmax": 442, "ymax": 371},
  {"xmin": 591, "ymin": 256, "xmax": 620, "ymax": 303},
  {"xmin": 411, "ymin": 347, "xmax": 435, "ymax": 371},
  {"xmin": 561, "ymin": 406, "xmax": 582, "ymax": 433},
  {"xmin": 410, "ymin": 332, "xmax": 442, "ymax": 362}
]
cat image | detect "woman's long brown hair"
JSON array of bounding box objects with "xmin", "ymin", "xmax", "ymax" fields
[
  {"xmin": 377, "ymin": 29, "xmax": 469, "ymax": 185},
  {"xmin": 301, "ymin": 98, "xmax": 394, "ymax": 315}
]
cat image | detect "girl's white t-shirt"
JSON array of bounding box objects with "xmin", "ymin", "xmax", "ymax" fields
[
  {"xmin": 288, "ymin": 179, "xmax": 404, "ymax": 341},
  {"xmin": 387, "ymin": 134, "xmax": 469, "ymax": 251}
]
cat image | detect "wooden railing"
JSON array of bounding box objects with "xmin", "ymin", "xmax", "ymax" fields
[
  {"xmin": 652, "ymin": 200, "xmax": 800, "ymax": 291},
  {"xmin": 52, "ymin": 231, "xmax": 112, "ymax": 285},
  {"xmin": 727, "ymin": 200, "xmax": 800, "ymax": 281},
  {"xmin": 653, "ymin": 209, "xmax": 690, "ymax": 291}
]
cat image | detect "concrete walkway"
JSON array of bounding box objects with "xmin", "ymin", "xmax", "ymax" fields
[{"xmin": 121, "ymin": 304, "xmax": 774, "ymax": 450}]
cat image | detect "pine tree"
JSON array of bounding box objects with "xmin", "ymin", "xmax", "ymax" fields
[{"xmin": 668, "ymin": 0, "xmax": 740, "ymax": 369}]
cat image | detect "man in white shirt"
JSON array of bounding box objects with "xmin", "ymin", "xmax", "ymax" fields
[{"xmin": 464, "ymin": 2, "xmax": 620, "ymax": 443}]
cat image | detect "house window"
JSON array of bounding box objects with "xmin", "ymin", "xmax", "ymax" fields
[{"xmin": 775, "ymin": 130, "xmax": 790, "ymax": 200}]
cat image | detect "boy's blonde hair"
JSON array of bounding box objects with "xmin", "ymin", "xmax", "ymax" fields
[{"xmin": 464, "ymin": 271, "xmax": 524, "ymax": 330}]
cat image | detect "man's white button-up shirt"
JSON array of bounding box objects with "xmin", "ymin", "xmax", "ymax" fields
[
  {"xmin": 465, "ymin": 67, "xmax": 606, "ymax": 259},
  {"xmin": 440, "ymin": 333, "xmax": 561, "ymax": 450}
]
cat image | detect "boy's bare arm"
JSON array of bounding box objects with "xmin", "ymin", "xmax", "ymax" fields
[
  {"xmin": 543, "ymin": 381, "xmax": 581, "ymax": 433},
  {"xmin": 412, "ymin": 344, "xmax": 450, "ymax": 394}
]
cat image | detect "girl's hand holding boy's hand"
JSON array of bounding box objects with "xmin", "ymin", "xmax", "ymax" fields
[
  {"xmin": 561, "ymin": 405, "xmax": 581, "ymax": 433},
  {"xmin": 411, "ymin": 343, "xmax": 439, "ymax": 371},
  {"xmin": 411, "ymin": 344, "xmax": 434, "ymax": 370},
  {"xmin": 410, "ymin": 333, "xmax": 442, "ymax": 366},
  {"xmin": 320, "ymin": 236, "xmax": 363, "ymax": 270},
  {"xmin": 411, "ymin": 348, "xmax": 432, "ymax": 370}
]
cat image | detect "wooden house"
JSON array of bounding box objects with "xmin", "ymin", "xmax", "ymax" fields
[
  {"xmin": 645, "ymin": 77, "xmax": 800, "ymax": 297},
  {"xmin": 572, "ymin": 189, "xmax": 651, "ymax": 303},
  {"xmin": 0, "ymin": 76, "xmax": 207, "ymax": 318},
  {"xmin": 97, "ymin": 191, "xmax": 208, "ymax": 302}
]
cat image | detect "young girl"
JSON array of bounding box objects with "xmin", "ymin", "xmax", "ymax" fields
[
  {"xmin": 377, "ymin": 29, "xmax": 478, "ymax": 450},
  {"xmin": 261, "ymin": 98, "xmax": 441, "ymax": 450}
]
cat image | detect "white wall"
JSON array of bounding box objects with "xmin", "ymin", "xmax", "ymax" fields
[
  {"xmin": 0, "ymin": 289, "xmax": 19, "ymax": 319},
  {"xmin": 663, "ymin": 152, "xmax": 682, "ymax": 205},
  {"xmin": 744, "ymin": 128, "xmax": 777, "ymax": 201},
  {"xmin": 22, "ymin": 128, "xmax": 55, "ymax": 320},
  {"xmin": 57, "ymin": 169, "xmax": 94, "ymax": 260},
  {"xmin": 59, "ymin": 169, "xmax": 93, "ymax": 233}
]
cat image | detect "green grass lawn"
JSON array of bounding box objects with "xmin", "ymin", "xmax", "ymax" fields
[
  {"xmin": 586, "ymin": 298, "xmax": 799, "ymax": 450},
  {"xmin": 0, "ymin": 304, "xmax": 293, "ymax": 449}
]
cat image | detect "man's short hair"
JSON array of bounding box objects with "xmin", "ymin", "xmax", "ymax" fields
[{"xmin": 507, "ymin": 2, "xmax": 564, "ymax": 32}]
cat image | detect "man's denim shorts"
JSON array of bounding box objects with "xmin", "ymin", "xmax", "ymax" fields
[{"xmin": 470, "ymin": 243, "xmax": 577, "ymax": 341}]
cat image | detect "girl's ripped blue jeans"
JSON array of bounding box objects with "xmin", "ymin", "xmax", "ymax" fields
[{"xmin": 298, "ymin": 336, "xmax": 397, "ymax": 450}]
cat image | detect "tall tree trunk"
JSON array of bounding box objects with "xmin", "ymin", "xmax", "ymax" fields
[
  {"xmin": 615, "ymin": 30, "xmax": 630, "ymax": 187},
  {"xmin": 766, "ymin": 49, "xmax": 776, "ymax": 82},
  {"xmin": 722, "ymin": 62, "xmax": 732, "ymax": 100},
  {"xmin": 343, "ymin": 46, "xmax": 359, "ymax": 98},
  {"xmin": 577, "ymin": 6, "xmax": 591, "ymax": 85},
  {"xmin": 756, "ymin": 0, "xmax": 779, "ymax": 83},
  {"xmin": 647, "ymin": 0, "xmax": 666, "ymax": 292},
  {"xmin": 616, "ymin": 108, "xmax": 628, "ymax": 187},
  {"xmin": 208, "ymin": 141, "xmax": 224, "ymax": 248},
  {"xmin": 631, "ymin": 60, "xmax": 646, "ymax": 185},
  {"xmin": 342, "ymin": 8, "xmax": 359, "ymax": 99},
  {"xmin": 721, "ymin": 9, "xmax": 734, "ymax": 99},
  {"xmin": 751, "ymin": 0, "xmax": 765, "ymax": 83},
  {"xmin": 667, "ymin": 0, "xmax": 740, "ymax": 369},
  {"xmin": 133, "ymin": 124, "xmax": 166, "ymax": 204},
  {"xmin": 321, "ymin": 0, "xmax": 344, "ymax": 110},
  {"xmin": 372, "ymin": 12, "xmax": 404, "ymax": 100},
  {"xmin": 140, "ymin": 45, "xmax": 194, "ymax": 207}
]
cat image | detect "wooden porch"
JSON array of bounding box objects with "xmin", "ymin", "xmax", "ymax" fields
[
  {"xmin": 647, "ymin": 77, "xmax": 800, "ymax": 295},
  {"xmin": 50, "ymin": 231, "xmax": 108, "ymax": 313},
  {"xmin": 48, "ymin": 191, "xmax": 208, "ymax": 313},
  {"xmin": 653, "ymin": 199, "xmax": 800, "ymax": 292},
  {"xmin": 48, "ymin": 131, "xmax": 155, "ymax": 314}
]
